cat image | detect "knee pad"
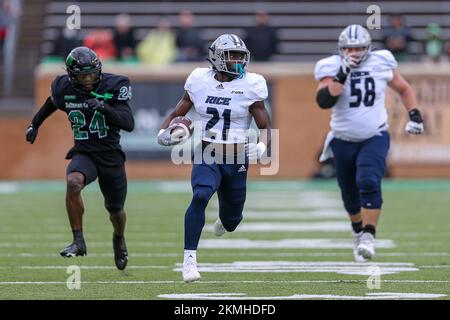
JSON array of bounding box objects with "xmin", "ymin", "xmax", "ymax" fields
[
  {"xmin": 192, "ymin": 186, "xmax": 214, "ymax": 205},
  {"xmin": 356, "ymin": 177, "xmax": 382, "ymax": 209},
  {"xmin": 221, "ymin": 215, "xmax": 243, "ymax": 232},
  {"xmin": 340, "ymin": 190, "xmax": 360, "ymax": 215},
  {"xmin": 219, "ymin": 198, "xmax": 244, "ymax": 232},
  {"xmin": 106, "ymin": 205, "xmax": 123, "ymax": 214},
  {"xmin": 343, "ymin": 200, "xmax": 360, "ymax": 216}
]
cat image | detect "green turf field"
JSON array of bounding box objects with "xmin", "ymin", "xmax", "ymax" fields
[{"xmin": 0, "ymin": 180, "xmax": 449, "ymax": 300}]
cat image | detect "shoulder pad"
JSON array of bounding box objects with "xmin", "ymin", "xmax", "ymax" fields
[
  {"xmin": 50, "ymin": 75, "xmax": 71, "ymax": 108},
  {"xmin": 97, "ymin": 73, "xmax": 132, "ymax": 102},
  {"xmin": 244, "ymin": 72, "xmax": 268, "ymax": 102},
  {"xmin": 370, "ymin": 50, "xmax": 398, "ymax": 69},
  {"xmin": 184, "ymin": 68, "xmax": 211, "ymax": 93},
  {"xmin": 314, "ymin": 55, "xmax": 340, "ymax": 81}
]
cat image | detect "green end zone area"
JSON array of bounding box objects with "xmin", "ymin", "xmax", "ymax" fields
[{"xmin": 0, "ymin": 180, "xmax": 449, "ymax": 299}]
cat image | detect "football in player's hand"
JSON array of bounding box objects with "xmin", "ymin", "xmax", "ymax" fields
[{"xmin": 169, "ymin": 116, "xmax": 194, "ymax": 142}]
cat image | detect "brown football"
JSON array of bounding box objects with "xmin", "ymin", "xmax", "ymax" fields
[{"xmin": 169, "ymin": 116, "xmax": 194, "ymax": 141}]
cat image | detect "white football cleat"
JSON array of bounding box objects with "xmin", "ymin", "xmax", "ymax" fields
[
  {"xmin": 213, "ymin": 218, "xmax": 226, "ymax": 237},
  {"xmin": 357, "ymin": 232, "xmax": 376, "ymax": 260},
  {"xmin": 182, "ymin": 256, "xmax": 201, "ymax": 283},
  {"xmin": 352, "ymin": 231, "xmax": 368, "ymax": 262}
]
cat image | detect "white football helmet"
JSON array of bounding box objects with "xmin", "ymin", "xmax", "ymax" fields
[
  {"xmin": 207, "ymin": 34, "xmax": 250, "ymax": 78},
  {"xmin": 338, "ymin": 24, "xmax": 372, "ymax": 66}
]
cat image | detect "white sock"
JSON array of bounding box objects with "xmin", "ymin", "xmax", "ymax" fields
[{"xmin": 184, "ymin": 250, "xmax": 197, "ymax": 264}]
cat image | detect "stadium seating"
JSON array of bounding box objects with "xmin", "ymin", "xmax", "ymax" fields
[{"xmin": 42, "ymin": 1, "xmax": 450, "ymax": 62}]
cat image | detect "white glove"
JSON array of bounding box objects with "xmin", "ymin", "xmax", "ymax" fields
[
  {"xmin": 247, "ymin": 142, "xmax": 266, "ymax": 161},
  {"xmin": 405, "ymin": 109, "xmax": 424, "ymax": 135},
  {"xmin": 157, "ymin": 127, "xmax": 179, "ymax": 146},
  {"xmin": 405, "ymin": 121, "xmax": 424, "ymax": 135}
]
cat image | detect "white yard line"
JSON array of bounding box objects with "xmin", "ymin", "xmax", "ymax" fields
[
  {"xmin": 0, "ymin": 242, "xmax": 178, "ymax": 248},
  {"xmin": 205, "ymin": 222, "xmax": 351, "ymax": 232},
  {"xmin": 0, "ymin": 265, "xmax": 170, "ymax": 270},
  {"xmin": 198, "ymin": 238, "xmax": 395, "ymax": 249},
  {"xmin": 0, "ymin": 252, "xmax": 449, "ymax": 258},
  {"xmin": 173, "ymin": 261, "xmax": 418, "ymax": 276},
  {"xmin": 159, "ymin": 292, "xmax": 448, "ymax": 300},
  {"xmin": 238, "ymin": 209, "xmax": 347, "ymax": 220},
  {"xmin": 0, "ymin": 280, "xmax": 449, "ymax": 285}
]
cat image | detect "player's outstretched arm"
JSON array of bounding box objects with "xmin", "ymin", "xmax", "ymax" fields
[
  {"xmin": 86, "ymin": 98, "xmax": 135, "ymax": 132},
  {"xmin": 388, "ymin": 69, "xmax": 424, "ymax": 135},
  {"xmin": 26, "ymin": 96, "xmax": 58, "ymax": 144},
  {"xmin": 157, "ymin": 91, "xmax": 193, "ymax": 146},
  {"xmin": 248, "ymin": 101, "xmax": 272, "ymax": 160}
]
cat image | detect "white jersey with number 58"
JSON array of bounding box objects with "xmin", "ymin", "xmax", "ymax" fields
[
  {"xmin": 184, "ymin": 67, "xmax": 268, "ymax": 144},
  {"xmin": 314, "ymin": 49, "xmax": 398, "ymax": 141}
]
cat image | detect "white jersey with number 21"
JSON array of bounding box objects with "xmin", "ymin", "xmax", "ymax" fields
[
  {"xmin": 315, "ymin": 49, "xmax": 398, "ymax": 141},
  {"xmin": 184, "ymin": 67, "xmax": 268, "ymax": 144}
]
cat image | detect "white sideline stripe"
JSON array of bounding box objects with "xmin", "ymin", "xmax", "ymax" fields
[
  {"xmin": 244, "ymin": 191, "xmax": 339, "ymax": 198},
  {"xmin": 0, "ymin": 265, "xmax": 170, "ymax": 270},
  {"xmin": 205, "ymin": 222, "xmax": 350, "ymax": 233},
  {"xmin": 213, "ymin": 192, "xmax": 342, "ymax": 210},
  {"xmin": 173, "ymin": 261, "xmax": 418, "ymax": 276},
  {"xmin": 159, "ymin": 292, "xmax": 447, "ymax": 300},
  {"xmin": 217, "ymin": 200, "xmax": 342, "ymax": 210},
  {"xmin": 244, "ymin": 191, "xmax": 341, "ymax": 203},
  {"xmin": 418, "ymin": 265, "xmax": 450, "ymax": 269},
  {"xmin": 240, "ymin": 209, "xmax": 346, "ymax": 220},
  {"xmin": 199, "ymin": 238, "xmax": 395, "ymax": 249},
  {"xmin": 0, "ymin": 252, "xmax": 449, "ymax": 258},
  {"xmin": 0, "ymin": 183, "xmax": 19, "ymax": 194},
  {"xmin": 0, "ymin": 242, "xmax": 178, "ymax": 248},
  {"xmin": 0, "ymin": 280, "xmax": 449, "ymax": 285},
  {"xmin": 0, "ymin": 253, "xmax": 179, "ymax": 258},
  {"xmin": 1, "ymin": 237, "xmax": 398, "ymax": 249}
]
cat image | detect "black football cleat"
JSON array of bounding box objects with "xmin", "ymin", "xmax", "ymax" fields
[
  {"xmin": 60, "ymin": 241, "xmax": 87, "ymax": 257},
  {"xmin": 113, "ymin": 234, "xmax": 128, "ymax": 270}
]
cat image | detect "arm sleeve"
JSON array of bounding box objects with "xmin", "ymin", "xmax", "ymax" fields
[
  {"xmin": 101, "ymin": 101, "xmax": 135, "ymax": 132},
  {"xmin": 31, "ymin": 96, "xmax": 58, "ymax": 128}
]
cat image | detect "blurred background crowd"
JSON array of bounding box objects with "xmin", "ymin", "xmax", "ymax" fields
[
  {"xmin": 0, "ymin": 0, "xmax": 449, "ymax": 181},
  {"xmin": 1, "ymin": 0, "xmax": 449, "ymax": 68}
]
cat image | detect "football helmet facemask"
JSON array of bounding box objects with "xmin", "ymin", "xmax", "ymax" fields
[{"xmin": 207, "ymin": 34, "xmax": 250, "ymax": 78}]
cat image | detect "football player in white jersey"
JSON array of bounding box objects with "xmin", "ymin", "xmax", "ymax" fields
[
  {"xmin": 157, "ymin": 34, "xmax": 272, "ymax": 282},
  {"xmin": 315, "ymin": 24, "xmax": 424, "ymax": 261}
]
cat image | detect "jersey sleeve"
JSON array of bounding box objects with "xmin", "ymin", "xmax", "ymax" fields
[
  {"xmin": 184, "ymin": 68, "xmax": 204, "ymax": 96},
  {"xmin": 376, "ymin": 49, "xmax": 398, "ymax": 69},
  {"xmin": 246, "ymin": 73, "xmax": 268, "ymax": 103},
  {"xmin": 314, "ymin": 56, "xmax": 340, "ymax": 81},
  {"xmin": 372, "ymin": 50, "xmax": 398, "ymax": 81},
  {"xmin": 109, "ymin": 76, "xmax": 132, "ymax": 103},
  {"xmin": 50, "ymin": 75, "xmax": 66, "ymax": 109}
]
